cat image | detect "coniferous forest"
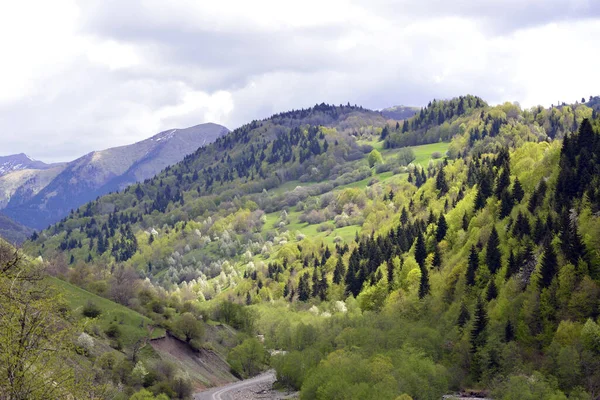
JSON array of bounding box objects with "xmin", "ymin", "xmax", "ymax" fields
[{"xmin": 2, "ymin": 97, "xmax": 600, "ymax": 399}]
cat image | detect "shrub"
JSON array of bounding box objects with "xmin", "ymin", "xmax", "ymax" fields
[
  {"xmin": 82, "ymin": 300, "xmax": 102, "ymax": 318},
  {"xmin": 105, "ymin": 323, "xmax": 121, "ymax": 338},
  {"xmin": 397, "ymin": 148, "xmax": 416, "ymax": 166},
  {"xmin": 431, "ymin": 151, "xmax": 443, "ymax": 159}
]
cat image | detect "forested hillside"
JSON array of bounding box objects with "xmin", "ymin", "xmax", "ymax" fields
[{"xmin": 23, "ymin": 97, "xmax": 600, "ymax": 399}]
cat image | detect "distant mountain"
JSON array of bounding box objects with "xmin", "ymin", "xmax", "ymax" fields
[
  {"xmin": 0, "ymin": 212, "xmax": 32, "ymax": 244},
  {"xmin": 0, "ymin": 153, "xmax": 57, "ymax": 176},
  {"xmin": 2, "ymin": 123, "xmax": 228, "ymax": 230},
  {"xmin": 380, "ymin": 105, "xmax": 419, "ymax": 120},
  {"xmin": 0, "ymin": 164, "xmax": 67, "ymax": 209}
]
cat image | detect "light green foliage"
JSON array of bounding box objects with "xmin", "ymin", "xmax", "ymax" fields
[
  {"xmin": 227, "ymin": 337, "xmax": 268, "ymax": 378},
  {"xmin": 397, "ymin": 148, "xmax": 416, "ymax": 166},
  {"xmin": 174, "ymin": 312, "xmax": 205, "ymax": 345},
  {"xmin": 129, "ymin": 389, "xmax": 169, "ymax": 400},
  {"xmin": 368, "ymin": 149, "xmax": 384, "ymax": 167},
  {"xmin": 492, "ymin": 372, "xmax": 568, "ymax": 400}
]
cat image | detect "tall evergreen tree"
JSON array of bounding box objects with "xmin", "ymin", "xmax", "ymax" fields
[
  {"xmin": 505, "ymin": 250, "xmax": 518, "ymax": 280},
  {"xmin": 512, "ymin": 177, "xmax": 525, "ymax": 203},
  {"xmin": 486, "ymin": 279, "xmax": 498, "ymax": 301},
  {"xmin": 470, "ymin": 297, "xmax": 489, "ymax": 352},
  {"xmin": 466, "ymin": 246, "xmax": 478, "ymax": 286},
  {"xmin": 485, "ymin": 227, "xmax": 502, "ymax": 274},
  {"xmin": 333, "ymin": 257, "xmax": 346, "ymax": 285},
  {"xmin": 436, "ymin": 214, "xmax": 448, "ymax": 242},
  {"xmin": 386, "ymin": 260, "xmax": 395, "ymax": 292},
  {"xmin": 414, "ymin": 232, "xmax": 427, "ymax": 269},
  {"xmin": 298, "ymin": 273, "xmax": 311, "ymax": 301},
  {"xmin": 435, "ymin": 167, "xmax": 448, "ymax": 195},
  {"xmin": 457, "ymin": 302, "xmax": 470, "ymax": 329},
  {"xmin": 499, "ymin": 190, "xmax": 514, "ymax": 219},
  {"xmin": 495, "ymin": 166, "xmax": 511, "ymax": 197},
  {"xmin": 539, "ymin": 241, "xmax": 558, "ymax": 289}
]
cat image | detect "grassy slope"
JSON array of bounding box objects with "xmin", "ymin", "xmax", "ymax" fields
[
  {"xmin": 263, "ymin": 142, "xmax": 449, "ymax": 245},
  {"xmin": 51, "ymin": 276, "xmax": 165, "ymax": 346}
]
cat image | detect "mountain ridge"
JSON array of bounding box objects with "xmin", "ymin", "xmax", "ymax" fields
[{"xmin": 1, "ymin": 122, "xmax": 229, "ymax": 230}]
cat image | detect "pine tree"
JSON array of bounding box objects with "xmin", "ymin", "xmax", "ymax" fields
[
  {"xmin": 414, "ymin": 232, "xmax": 427, "ymax": 269},
  {"xmin": 495, "ymin": 167, "xmax": 511, "ymax": 197},
  {"xmin": 458, "ymin": 302, "xmax": 470, "ymax": 329},
  {"xmin": 400, "ymin": 207, "xmax": 409, "ymax": 225},
  {"xmin": 486, "ymin": 279, "xmax": 498, "ymax": 301},
  {"xmin": 499, "ymin": 190, "xmax": 514, "ymax": 219},
  {"xmin": 319, "ymin": 269, "xmax": 328, "ymax": 301},
  {"xmin": 436, "ymin": 214, "xmax": 448, "ymax": 242},
  {"xmin": 466, "ymin": 246, "xmax": 478, "ymax": 286},
  {"xmin": 470, "ymin": 297, "xmax": 488, "ymax": 351},
  {"xmin": 345, "ymin": 251, "xmax": 362, "ymax": 297},
  {"xmin": 512, "ymin": 177, "xmax": 525, "ymax": 203},
  {"xmin": 386, "ymin": 260, "xmax": 395, "ymax": 292},
  {"xmin": 432, "ymin": 246, "xmax": 442, "ymax": 269},
  {"xmin": 462, "ymin": 212, "xmax": 469, "ymax": 231},
  {"xmin": 506, "ymin": 250, "xmax": 518, "ymax": 280},
  {"xmin": 435, "ymin": 167, "xmax": 448, "ymax": 195},
  {"xmin": 539, "ymin": 241, "xmax": 557, "ymax": 289},
  {"xmin": 333, "ymin": 257, "xmax": 345, "ymax": 285},
  {"xmin": 312, "ymin": 267, "xmax": 319, "ymax": 297},
  {"xmin": 298, "ymin": 273, "xmax": 311, "ymax": 301},
  {"xmin": 485, "ymin": 227, "xmax": 502, "ymax": 274}
]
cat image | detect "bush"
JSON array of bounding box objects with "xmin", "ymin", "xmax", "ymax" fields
[
  {"xmin": 431, "ymin": 151, "xmax": 443, "ymax": 159},
  {"xmin": 397, "ymin": 148, "xmax": 416, "ymax": 166},
  {"xmin": 82, "ymin": 300, "xmax": 102, "ymax": 318},
  {"xmin": 227, "ymin": 338, "xmax": 268, "ymax": 378},
  {"xmin": 105, "ymin": 323, "xmax": 121, "ymax": 338}
]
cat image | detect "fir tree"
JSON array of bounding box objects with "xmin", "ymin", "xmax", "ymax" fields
[
  {"xmin": 495, "ymin": 166, "xmax": 511, "ymax": 197},
  {"xmin": 506, "ymin": 250, "xmax": 518, "ymax": 280},
  {"xmin": 333, "ymin": 257, "xmax": 346, "ymax": 285},
  {"xmin": 466, "ymin": 246, "xmax": 478, "ymax": 286},
  {"xmin": 386, "ymin": 260, "xmax": 395, "ymax": 292},
  {"xmin": 499, "ymin": 190, "xmax": 514, "ymax": 219},
  {"xmin": 432, "ymin": 246, "xmax": 442, "ymax": 269},
  {"xmin": 436, "ymin": 214, "xmax": 448, "ymax": 242},
  {"xmin": 435, "ymin": 167, "xmax": 448, "ymax": 195},
  {"xmin": 486, "ymin": 279, "xmax": 498, "ymax": 301},
  {"xmin": 539, "ymin": 241, "xmax": 558, "ymax": 289},
  {"xmin": 512, "ymin": 177, "xmax": 525, "ymax": 203},
  {"xmin": 485, "ymin": 227, "xmax": 502, "ymax": 274},
  {"xmin": 298, "ymin": 272, "xmax": 311, "ymax": 301},
  {"xmin": 458, "ymin": 302, "xmax": 470, "ymax": 329},
  {"xmin": 462, "ymin": 212, "xmax": 469, "ymax": 231},
  {"xmin": 414, "ymin": 232, "xmax": 427, "ymax": 269},
  {"xmin": 470, "ymin": 297, "xmax": 488, "ymax": 352}
]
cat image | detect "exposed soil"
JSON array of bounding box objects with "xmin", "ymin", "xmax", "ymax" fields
[{"xmin": 150, "ymin": 332, "xmax": 238, "ymax": 390}]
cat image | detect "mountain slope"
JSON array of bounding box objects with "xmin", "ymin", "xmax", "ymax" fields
[
  {"xmin": 0, "ymin": 153, "xmax": 56, "ymax": 176},
  {"xmin": 3, "ymin": 123, "xmax": 228, "ymax": 230},
  {"xmin": 0, "ymin": 212, "xmax": 32, "ymax": 244},
  {"xmin": 23, "ymin": 97, "xmax": 600, "ymax": 399}
]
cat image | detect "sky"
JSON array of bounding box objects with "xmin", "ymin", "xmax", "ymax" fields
[{"xmin": 1, "ymin": 0, "xmax": 599, "ymax": 163}]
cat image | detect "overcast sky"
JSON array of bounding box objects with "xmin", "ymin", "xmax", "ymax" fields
[{"xmin": 1, "ymin": 0, "xmax": 599, "ymax": 163}]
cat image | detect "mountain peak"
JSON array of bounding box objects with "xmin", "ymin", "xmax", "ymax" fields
[{"xmin": 0, "ymin": 153, "xmax": 51, "ymax": 176}]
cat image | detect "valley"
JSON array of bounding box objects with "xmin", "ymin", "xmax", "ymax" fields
[{"xmin": 3, "ymin": 96, "xmax": 600, "ymax": 399}]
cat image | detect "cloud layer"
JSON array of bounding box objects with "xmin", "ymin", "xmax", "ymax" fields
[{"xmin": 1, "ymin": 0, "xmax": 599, "ymax": 162}]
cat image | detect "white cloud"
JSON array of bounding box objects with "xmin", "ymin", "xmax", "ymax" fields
[{"xmin": 0, "ymin": 0, "xmax": 598, "ymax": 162}]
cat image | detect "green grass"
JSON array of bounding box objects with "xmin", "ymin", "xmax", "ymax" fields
[
  {"xmin": 411, "ymin": 142, "xmax": 449, "ymax": 166},
  {"xmin": 51, "ymin": 277, "xmax": 164, "ymax": 346}
]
